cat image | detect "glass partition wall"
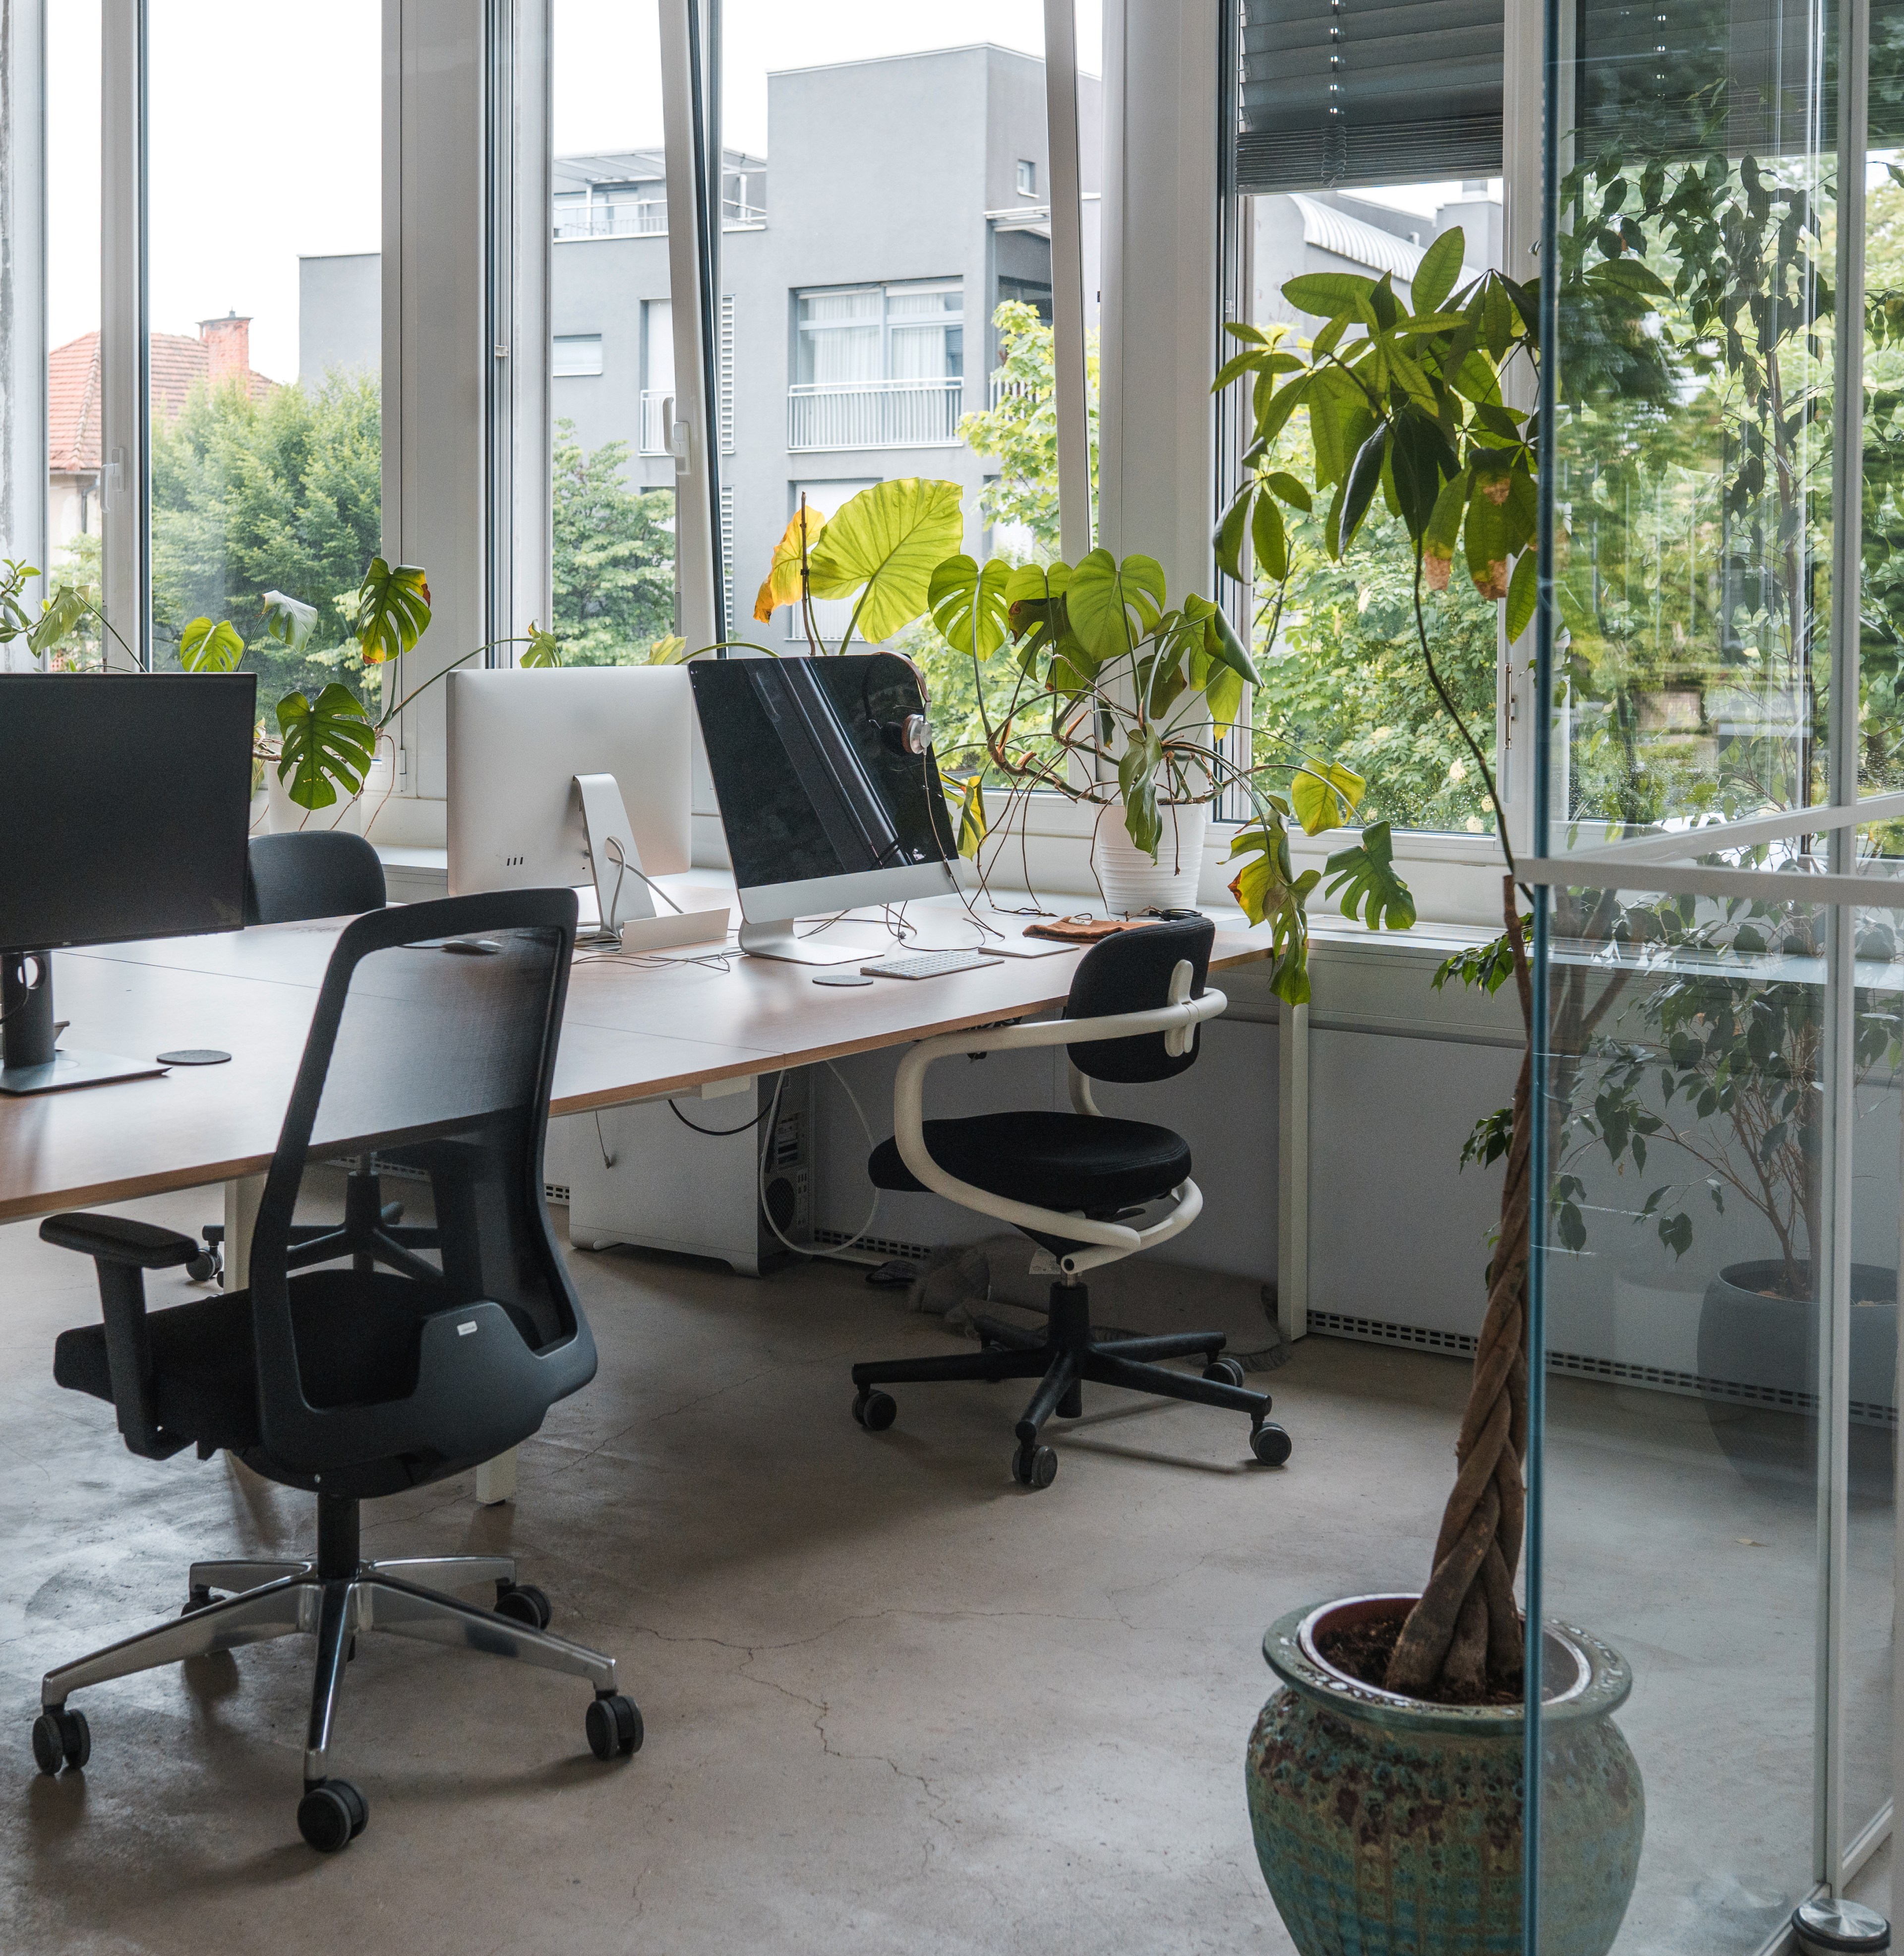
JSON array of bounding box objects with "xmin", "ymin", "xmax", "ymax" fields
[{"xmin": 1528, "ymin": 0, "xmax": 1899, "ymax": 1941}]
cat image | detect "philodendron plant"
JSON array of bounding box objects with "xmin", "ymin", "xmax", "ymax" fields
[
  {"xmin": 1212, "ymin": 226, "xmax": 1542, "ymax": 1703},
  {"xmin": 742, "ymin": 477, "xmax": 1413, "ymax": 1005}
]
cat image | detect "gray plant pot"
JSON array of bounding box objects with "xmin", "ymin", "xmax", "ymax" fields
[{"xmin": 1697, "ymin": 1262, "xmax": 1897, "ymax": 1500}]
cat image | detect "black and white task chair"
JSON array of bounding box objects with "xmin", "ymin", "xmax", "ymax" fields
[
  {"xmin": 31, "ymin": 891, "xmax": 642, "ymax": 1853},
  {"xmin": 848, "ymin": 914, "xmax": 1290, "ymax": 1488},
  {"xmin": 191, "ymin": 830, "xmax": 433, "ymax": 1284}
]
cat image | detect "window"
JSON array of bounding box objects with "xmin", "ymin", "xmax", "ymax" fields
[
  {"xmin": 1017, "ymin": 158, "xmax": 1037, "ymax": 195},
  {"xmin": 551, "ymin": 0, "xmax": 680, "ymax": 667},
  {"xmin": 144, "ymin": 0, "xmax": 382, "ymax": 743},
  {"xmin": 794, "ymin": 281, "xmax": 963, "ymax": 384},
  {"xmin": 553, "ymin": 334, "xmax": 604, "ymax": 377}
]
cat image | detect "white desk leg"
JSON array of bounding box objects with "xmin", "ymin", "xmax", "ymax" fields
[
  {"xmin": 475, "ymin": 1448, "xmax": 518, "ymax": 1505},
  {"xmin": 223, "ymin": 1173, "xmax": 266, "ymax": 1290}
]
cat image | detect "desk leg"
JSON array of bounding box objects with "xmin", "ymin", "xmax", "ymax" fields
[
  {"xmin": 223, "ymin": 1174, "xmax": 266, "ymax": 1290},
  {"xmin": 475, "ymin": 1448, "xmax": 518, "ymax": 1505}
]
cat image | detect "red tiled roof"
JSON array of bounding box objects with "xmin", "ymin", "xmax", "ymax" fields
[{"xmin": 48, "ymin": 329, "xmax": 277, "ymax": 477}]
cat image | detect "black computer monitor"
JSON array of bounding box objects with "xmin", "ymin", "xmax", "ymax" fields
[
  {"xmin": 689, "ymin": 653, "xmax": 958, "ymax": 963},
  {"xmin": 0, "ymin": 672, "xmax": 257, "ymax": 1092}
]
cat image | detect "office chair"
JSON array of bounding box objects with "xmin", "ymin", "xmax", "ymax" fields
[
  {"xmin": 847, "ymin": 915, "xmax": 1291, "ymax": 1489},
  {"xmin": 31, "ymin": 890, "xmax": 642, "ymax": 1852},
  {"xmin": 191, "ymin": 829, "xmax": 432, "ymax": 1284}
]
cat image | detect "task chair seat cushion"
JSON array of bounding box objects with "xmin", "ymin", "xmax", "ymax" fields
[
  {"xmin": 867, "ymin": 1111, "xmax": 1192, "ymax": 1215},
  {"xmin": 53, "ymin": 1270, "xmax": 461, "ymax": 1455}
]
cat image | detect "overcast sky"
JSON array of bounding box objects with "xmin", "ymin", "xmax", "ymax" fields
[{"xmin": 47, "ymin": 0, "xmax": 1101, "ymax": 382}]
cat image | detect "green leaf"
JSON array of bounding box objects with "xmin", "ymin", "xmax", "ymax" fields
[
  {"xmin": 1423, "ymin": 471, "xmax": 1469, "ymax": 591},
  {"xmin": 259, "ymin": 590, "xmax": 317, "ymax": 654},
  {"xmin": 1410, "ymin": 226, "xmax": 1465, "ymax": 316},
  {"xmin": 1322, "ymin": 821, "xmax": 1417, "ymax": 930},
  {"xmin": 1066, "ymin": 549, "xmax": 1167, "ymax": 663},
  {"xmin": 352, "ymin": 559, "xmax": 432, "ymax": 665},
  {"xmin": 178, "ymin": 617, "xmax": 245, "ymax": 673},
  {"xmin": 275, "ymin": 682, "xmax": 376, "ymax": 811},
  {"xmin": 1337, "ymin": 426, "xmax": 1389, "ymax": 556},
  {"xmin": 28, "ymin": 584, "xmax": 92, "ymax": 658},
  {"xmin": 1214, "ymin": 494, "xmax": 1251, "ymax": 583},
  {"xmin": 1291, "ymin": 760, "xmax": 1366, "ymax": 835},
  {"xmin": 1463, "ymin": 480, "xmax": 1512, "ymax": 601},
  {"xmin": 643, "ymin": 633, "xmax": 689, "ymax": 665},
  {"xmin": 1252, "ymin": 491, "xmax": 1290, "ymax": 582},
  {"xmin": 521, "ymin": 621, "xmax": 562, "ymax": 668},
  {"xmin": 1184, "ymin": 593, "xmax": 1260, "ymax": 688},
  {"xmin": 1263, "ymin": 470, "xmax": 1312, "ymax": 512},
  {"xmin": 1504, "ymin": 551, "xmax": 1537, "ymax": 642},
  {"xmin": 1283, "ymin": 271, "xmax": 1377, "ymax": 317},
  {"xmin": 805, "ymin": 478, "xmax": 965, "ymax": 643},
  {"xmin": 929, "ymin": 553, "xmax": 1014, "ymax": 659}
]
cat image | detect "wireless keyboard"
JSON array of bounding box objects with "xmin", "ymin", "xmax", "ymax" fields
[{"xmin": 860, "ymin": 948, "xmax": 1005, "ymax": 981}]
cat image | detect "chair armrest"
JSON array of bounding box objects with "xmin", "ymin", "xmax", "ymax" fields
[
  {"xmin": 39, "ymin": 1214, "xmax": 194, "ymax": 1461},
  {"xmin": 40, "ymin": 1212, "xmax": 202, "ymax": 1269}
]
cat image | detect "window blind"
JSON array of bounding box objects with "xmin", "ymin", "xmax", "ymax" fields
[{"xmin": 1236, "ymin": 0, "xmax": 1503, "ymax": 195}]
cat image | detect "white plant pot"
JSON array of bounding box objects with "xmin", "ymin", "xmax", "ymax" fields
[
  {"xmin": 1091, "ymin": 800, "xmax": 1209, "ymax": 915},
  {"xmin": 266, "ymin": 765, "xmax": 362, "ymax": 836}
]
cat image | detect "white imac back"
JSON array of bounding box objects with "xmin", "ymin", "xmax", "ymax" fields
[{"xmin": 446, "ymin": 667, "xmax": 693, "ymax": 894}]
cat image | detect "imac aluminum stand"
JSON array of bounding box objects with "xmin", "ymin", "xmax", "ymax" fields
[
  {"xmin": 734, "ymin": 918, "xmax": 869, "ymax": 967},
  {"xmin": 573, "ymin": 774, "xmax": 729, "ymax": 954},
  {"xmin": 0, "ymin": 953, "xmax": 168, "ymax": 1096}
]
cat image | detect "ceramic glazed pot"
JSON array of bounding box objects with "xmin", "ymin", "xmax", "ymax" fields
[
  {"xmin": 1091, "ymin": 799, "xmax": 1207, "ymax": 914},
  {"xmin": 1697, "ymin": 1261, "xmax": 1898, "ymax": 1500},
  {"xmin": 1246, "ymin": 1595, "xmax": 1643, "ymax": 1956}
]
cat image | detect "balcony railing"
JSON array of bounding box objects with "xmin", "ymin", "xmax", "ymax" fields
[
  {"xmin": 639, "ymin": 389, "xmax": 672, "ymax": 457},
  {"xmin": 552, "ymin": 198, "xmax": 765, "ymax": 241},
  {"xmin": 988, "ymin": 371, "xmax": 1046, "ymax": 408},
  {"xmin": 786, "ymin": 378, "xmax": 965, "ymax": 451}
]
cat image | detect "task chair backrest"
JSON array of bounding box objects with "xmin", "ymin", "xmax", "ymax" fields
[
  {"xmin": 245, "ymin": 830, "xmax": 387, "ymax": 925},
  {"xmin": 1063, "ymin": 914, "xmax": 1215, "ymax": 1083},
  {"xmin": 248, "ymin": 889, "xmax": 593, "ymax": 1472}
]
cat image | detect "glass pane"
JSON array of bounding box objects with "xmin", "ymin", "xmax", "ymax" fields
[
  {"xmin": 43, "ymin": 2, "xmax": 103, "ymax": 669},
  {"xmin": 1548, "ymin": 0, "xmax": 1839, "ymax": 843},
  {"xmin": 1243, "ymin": 181, "xmax": 1507, "ymax": 836},
  {"xmin": 1534, "ymin": 877, "xmax": 1835, "ymax": 1951},
  {"xmin": 146, "ymin": 0, "xmax": 381, "ymax": 750},
  {"xmin": 551, "ymin": 0, "xmax": 680, "ymax": 666},
  {"xmin": 718, "ymin": 0, "xmax": 1090, "ymax": 785}
]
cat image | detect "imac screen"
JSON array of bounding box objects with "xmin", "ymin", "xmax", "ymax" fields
[{"xmin": 690, "ymin": 654, "xmax": 957, "ymax": 891}]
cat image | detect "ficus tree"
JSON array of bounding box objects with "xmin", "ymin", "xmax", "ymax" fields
[{"xmin": 1212, "ymin": 227, "xmax": 1544, "ymax": 1700}]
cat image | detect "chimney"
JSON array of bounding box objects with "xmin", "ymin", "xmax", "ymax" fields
[{"xmin": 199, "ymin": 311, "xmax": 251, "ymax": 386}]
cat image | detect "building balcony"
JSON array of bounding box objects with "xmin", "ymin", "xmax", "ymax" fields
[
  {"xmin": 551, "ymin": 197, "xmax": 765, "ymax": 242},
  {"xmin": 786, "ymin": 378, "xmax": 965, "ymax": 451}
]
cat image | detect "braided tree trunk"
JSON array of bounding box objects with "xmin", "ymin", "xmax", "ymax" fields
[{"xmin": 1384, "ymin": 874, "xmax": 1534, "ymax": 1700}]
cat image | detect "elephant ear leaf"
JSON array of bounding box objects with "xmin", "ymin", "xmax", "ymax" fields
[
  {"xmin": 276, "ymin": 683, "xmax": 376, "ymax": 810},
  {"xmin": 1322, "ymin": 820, "xmax": 1417, "ymax": 929},
  {"xmin": 753, "ymin": 505, "xmax": 827, "ymax": 622},
  {"xmin": 178, "ymin": 617, "xmax": 245, "ymax": 673},
  {"xmin": 929, "ymin": 554, "xmax": 1013, "ymax": 659},
  {"xmin": 259, "ymin": 590, "xmax": 317, "ymax": 655},
  {"xmin": 353, "ymin": 559, "xmax": 432, "ymax": 665},
  {"xmin": 805, "ymin": 478, "xmax": 965, "ymax": 643}
]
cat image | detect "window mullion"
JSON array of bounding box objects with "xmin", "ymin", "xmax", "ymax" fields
[
  {"xmin": 1043, "ymin": 0, "xmax": 1093, "ymax": 561},
  {"xmin": 100, "ymin": 0, "xmax": 146, "ymax": 671}
]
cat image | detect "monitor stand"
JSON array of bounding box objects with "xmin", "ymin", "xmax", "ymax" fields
[
  {"xmin": 573, "ymin": 773, "xmax": 730, "ymax": 954},
  {"xmin": 736, "ymin": 918, "xmax": 869, "ymax": 967},
  {"xmin": 0, "ymin": 953, "xmax": 169, "ymax": 1096}
]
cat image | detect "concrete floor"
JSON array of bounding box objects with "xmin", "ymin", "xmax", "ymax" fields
[{"xmin": 0, "ymin": 1190, "xmax": 1891, "ymax": 1954}]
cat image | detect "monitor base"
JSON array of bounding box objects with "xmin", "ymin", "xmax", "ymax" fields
[
  {"xmin": 0, "ymin": 1048, "xmax": 171, "ymax": 1096},
  {"xmin": 736, "ymin": 919, "xmax": 868, "ymax": 966}
]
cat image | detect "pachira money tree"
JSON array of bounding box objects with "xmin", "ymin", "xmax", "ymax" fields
[{"xmin": 1212, "ymin": 226, "xmax": 1545, "ymax": 1703}]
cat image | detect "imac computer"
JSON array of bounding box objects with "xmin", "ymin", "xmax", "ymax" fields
[
  {"xmin": 0, "ymin": 671, "xmax": 257, "ymax": 1094},
  {"xmin": 689, "ymin": 653, "xmax": 959, "ymax": 963},
  {"xmin": 446, "ymin": 667, "xmax": 726, "ymax": 950}
]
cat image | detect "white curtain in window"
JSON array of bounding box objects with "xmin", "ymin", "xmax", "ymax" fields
[{"xmin": 799, "ymin": 289, "xmax": 880, "ymax": 384}]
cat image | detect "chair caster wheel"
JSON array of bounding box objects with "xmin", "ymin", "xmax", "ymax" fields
[
  {"xmin": 1203, "ymin": 1356, "xmax": 1246, "ymax": 1388},
  {"xmin": 1251, "ymin": 1422, "xmax": 1293, "ymax": 1467},
  {"xmin": 586, "ymin": 1693, "xmax": 643, "ymax": 1760},
  {"xmin": 31, "ymin": 1706, "xmax": 89, "ymax": 1775},
  {"xmin": 1012, "ymin": 1443, "xmax": 1057, "ymax": 1489},
  {"xmin": 495, "ymin": 1582, "xmax": 552, "ymax": 1631},
  {"xmin": 298, "ymin": 1777, "xmax": 368, "ymax": 1852},
  {"xmin": 852, "ymin": 1389, "xmax": 896, "ymax": 1432},
  {"xmin": 186, "ymin": 1251, "xmax": 219, "ymax": 1283},
  {"xmin": 181, "ymin": 1585, "xmax": 214, "ymax": 1616}
]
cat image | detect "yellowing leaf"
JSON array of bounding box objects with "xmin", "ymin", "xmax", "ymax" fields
[
  {"xmin": 178, "ymin": 616, "xmax": 245, "ymax": 672},
  {"xmin": 753, "ymin": 506, "xmax": 827, "ymax": 622},
  {"xmin": 1291, "ymin": 760, "xmax": 1365, "ymax": 835},
  {"xmin": 805, "ymin": 479, "xmax": 965, "ymax": 643}
]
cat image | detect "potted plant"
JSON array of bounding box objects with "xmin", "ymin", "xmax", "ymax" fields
[{"xmin": 1211, "ymin": 230, "xmax": 1644, "ymax": 1953}]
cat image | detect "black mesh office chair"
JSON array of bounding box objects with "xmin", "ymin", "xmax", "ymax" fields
[
  {"xmin": 191, "ymin": 829, "xmax": 432, "ymax": 1284},
  {"xmin": 31, "ymin": 891, "xmax": 642, "ymax": 1853},
  {"xmin": 848, "ymin": 915, "xmax": 1291, "ymax": 1488}
]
